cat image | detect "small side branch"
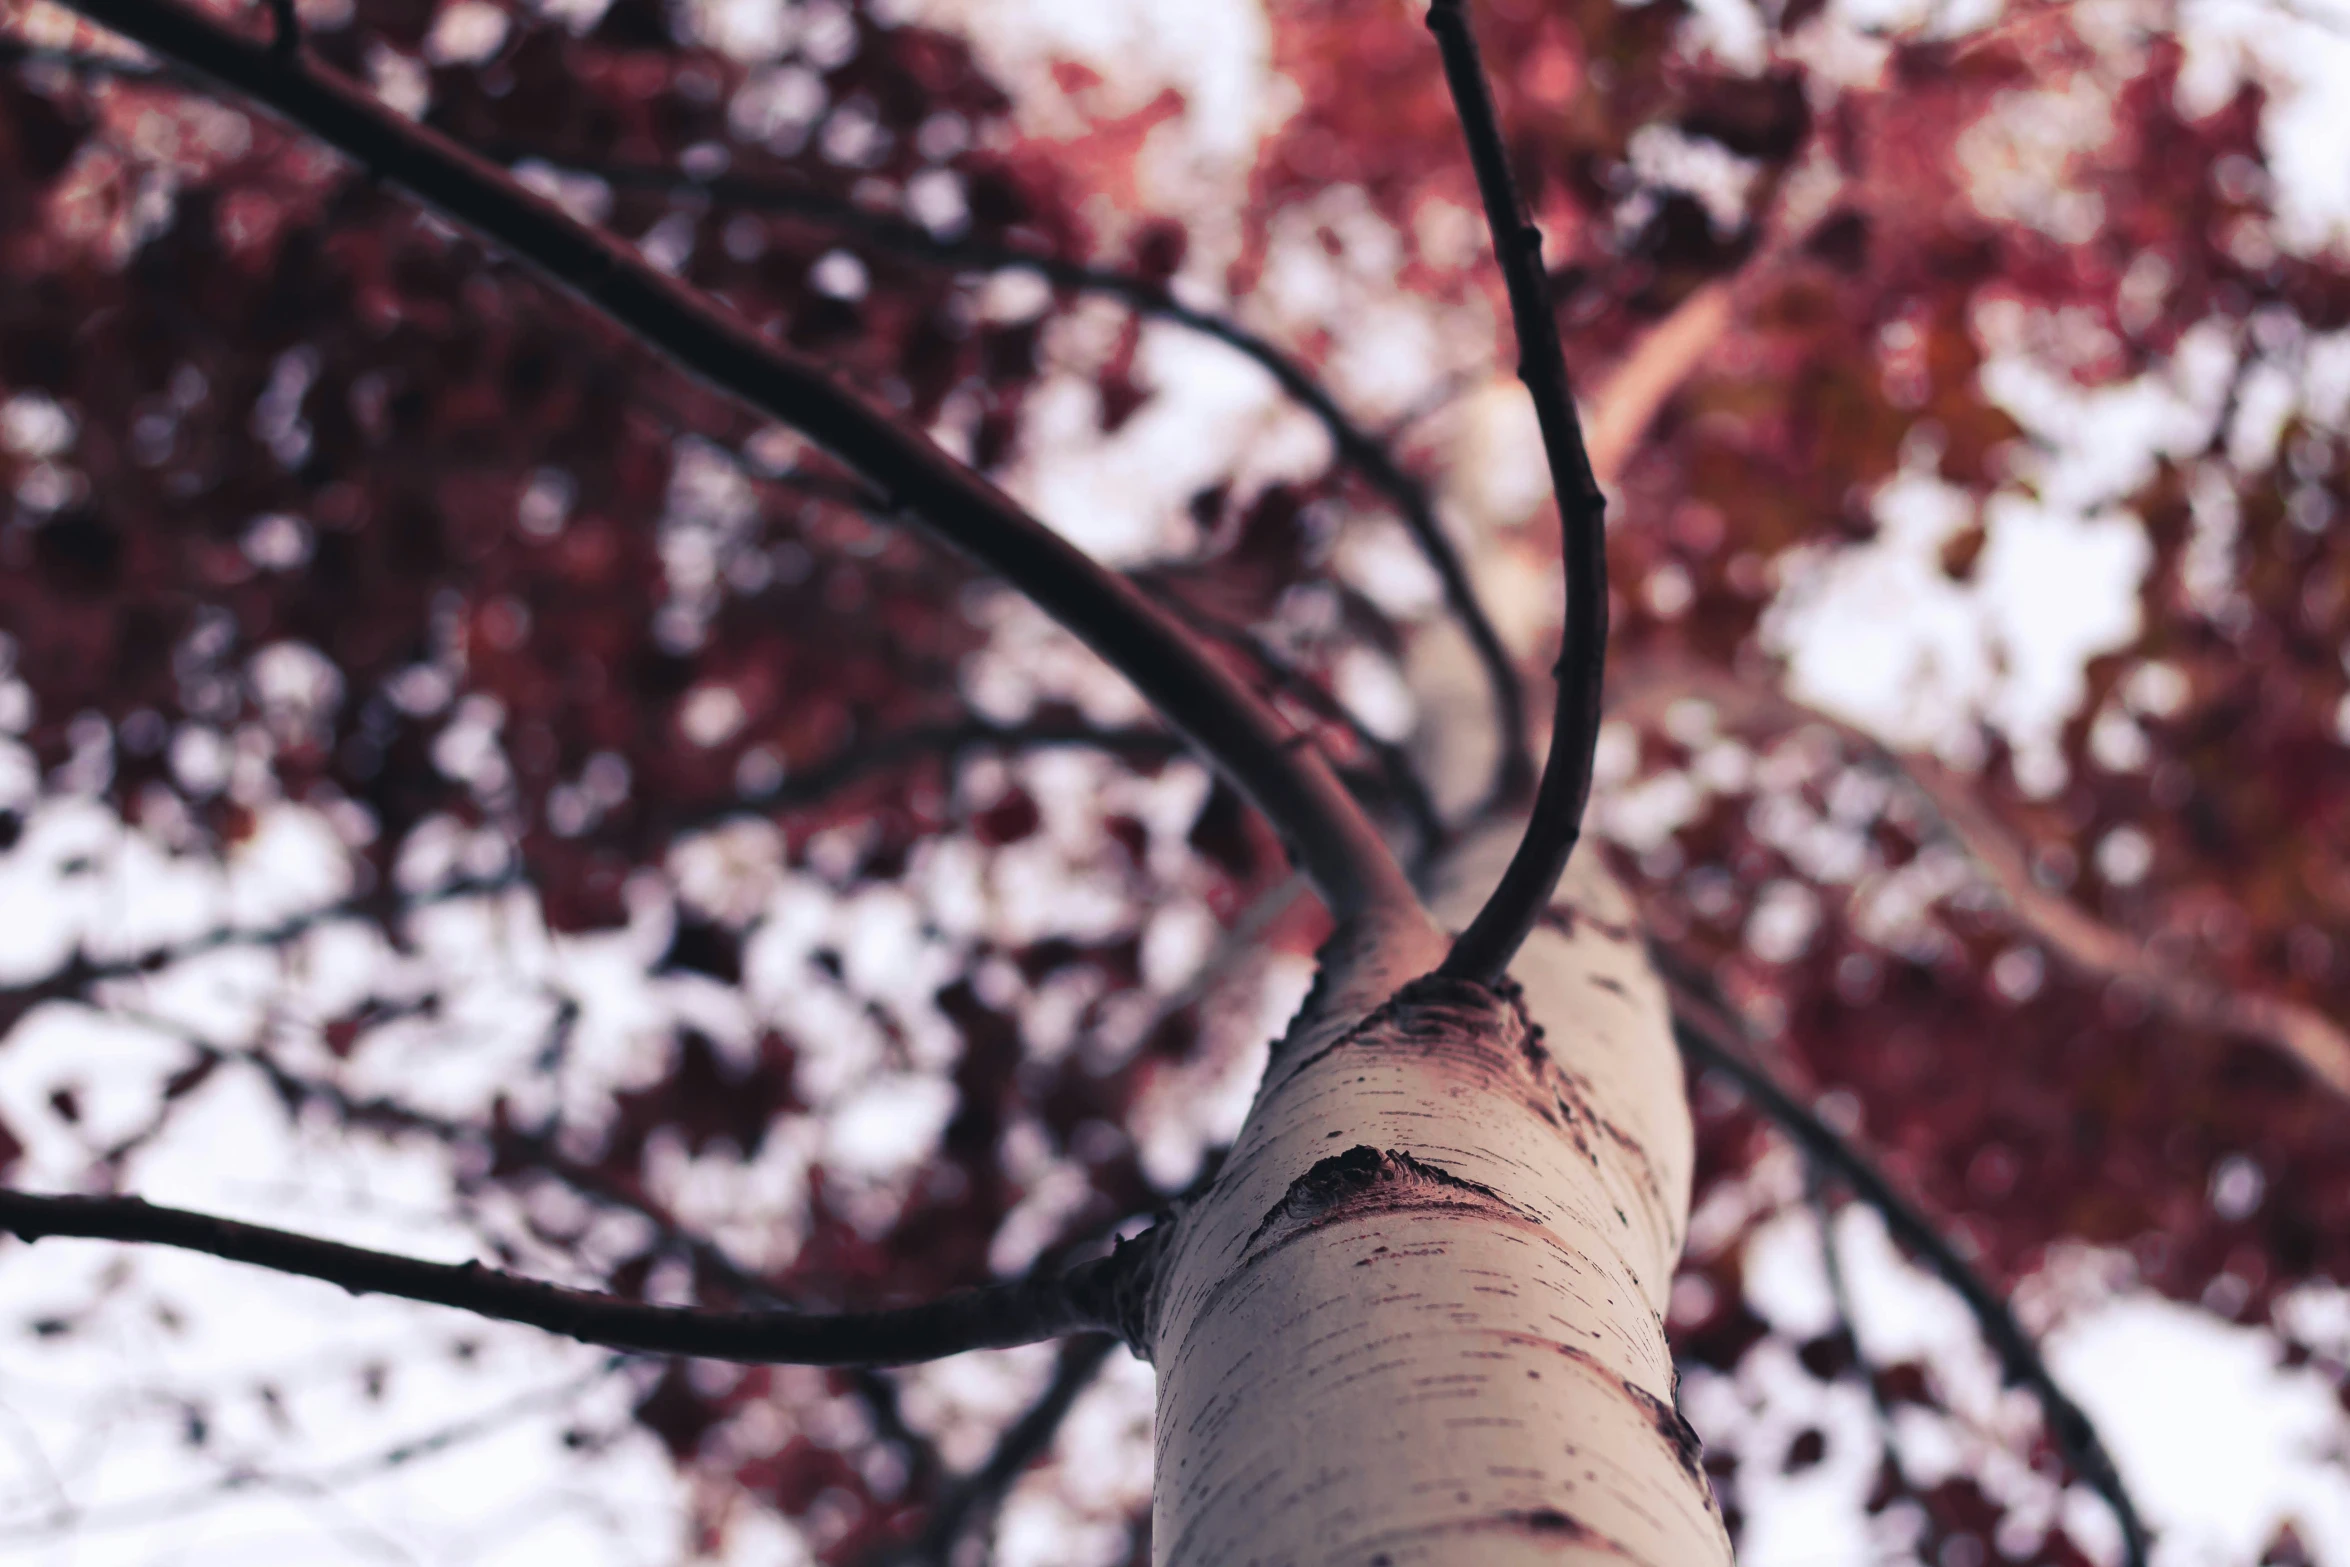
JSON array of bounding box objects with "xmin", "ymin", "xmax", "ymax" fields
[
  {"xmin": 52, "ymin": 0, "xmax": 1415, "ymax": 929},
  {"xmin": 1427, "ymin": 0, "xmax": 1610, "ymax": 985},
  {"xmin": 872, "ymin": 1334, "xmax": 1118, "ymax": 1566},
  {"xmin": 0, "ymin": 1191, "xmax": 1148, "ymax": 1368},
  {"xmin": 1658, "ymin": 967, "xmax": 2151, "ymax": 1567}
]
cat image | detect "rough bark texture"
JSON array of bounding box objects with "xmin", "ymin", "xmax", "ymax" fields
[{"xmin": 1146, "ymin": 828, "xmax": 1727, "ymax": 1564}]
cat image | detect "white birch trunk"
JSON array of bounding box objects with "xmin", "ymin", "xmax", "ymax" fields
[{"xmin": 1142, "ymin": 824, "xmax": 1730, "ymax": 1564}]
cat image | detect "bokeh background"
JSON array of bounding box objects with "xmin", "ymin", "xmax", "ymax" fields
[{"xmin": 0, "ymin": 0, "xmax": 2346, "ymax": 1561}]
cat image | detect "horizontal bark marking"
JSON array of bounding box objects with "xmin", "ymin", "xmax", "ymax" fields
[
  {"xmin": 1275, "ymin": 971, "xmax": 1529, "ymax": 1086},
  {"xmin": 1354, "ymin": 1505, "xmax": 1639, "ymax": 1564},
  {"xmin": 1242, "ymin": 1145, "xmax": 1524, "ymax": 1258}
]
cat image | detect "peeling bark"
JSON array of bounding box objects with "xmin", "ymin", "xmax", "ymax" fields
[{"xmin": 1145, "ymin": 836, "xmax": 1728, "ymax": 1565}]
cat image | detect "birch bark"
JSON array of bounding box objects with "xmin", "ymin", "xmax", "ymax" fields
[{"xmin": 1144, "ymin": 825, "xmax": 1730, "ymax": 1565}]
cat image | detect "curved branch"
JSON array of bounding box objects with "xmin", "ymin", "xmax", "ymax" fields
[
  {"xmin": 1427, "ymin": 0, "xmax": 1610, "ymax": 984},
  {"xmin": 0, "ymin": 28, "xmax": 1529, "ymax": 816},
  {"xmin": 1144, "ymin": 595, "xmax": 1444, "ymax": 857},
  {"xmin": 0, "ymin": 1190, "xmax": 1144, "ymax": 1367},
  {"xmin": 484, "ymin": 147, "xmax": 1533, "ymax": 809},
  {"xmin": 49, "ymin": 0, "xmax": 1415, "ymax": 928},
  {"xmin": 1655, "ymin": 960, "xmax": 2151, "ymax": 1567}
]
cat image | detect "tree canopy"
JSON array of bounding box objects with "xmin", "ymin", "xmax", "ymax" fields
[{"xmin": 0, "ymin": 0, "xmax": 2346, "ymax": 1561}]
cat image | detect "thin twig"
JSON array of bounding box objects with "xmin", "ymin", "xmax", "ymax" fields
[
  {"xmin": 1805, "ymin": 1162, "xmax": 1910, "ymax": 1491},
  {"xmin": 0, "ymin": 1189, "xmax": 1148, "ymax": 1366},
  {"xmin": 0, "ymin": 723, "xmax": 1188, "ymax": 1015},
  {"xmin": 655, "ymin": 719, "xmax": 1189, "ymax": 839},
  {"xmin": 204, "ymin": 1030, "xmax": 950, "ymax": 1493},
  {"xmin": 1426, "ymin": 0, "xmax": 1610, "ymax": 985},
  {"xmin": 0, "ymin": 872, "xmax": 523, "ymax": 1030},
  {"xmin": 1144, "ymin": 594, "xmax": 1444, "ymax": 858},
  {"xmin": 264, "ymin": 0, "xmax": 297, "ymax": 55},
  {"xmin": 52, "ymin": 0, "xmax": 1417, "ymax": 929},
  {"xmin": 869, "ymin": 1335, "xmax": 1118, "ymax": 1567},
  {"xmin": 0, "ymin": 1357, "xmax": 628, "ymax": 1541},
  {"xmin": 1656, "ymin": 957, "xmax": 2151, "ymax": 1567},
  {"xmin": 491, "ymin": 146, "xmax": 1533, "ymax": 808}
]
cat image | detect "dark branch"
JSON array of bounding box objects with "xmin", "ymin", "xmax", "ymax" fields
[
  {"xmin": 485, "ymin": 145, "xmax": 1532, "ymax": 808},
  {"xmin": 1657, "ymin": 959, "xmax": 2151, "ymax": 1567},
  {"xmin": 0, "ymin": 1189, "xmax": 1147, "ymax": 1367},
  {"xmin": 1426, "ymin": 0, "xmax": 1609, "ymax": 985},
  {"xmin": 264, "ymin": 0, "xmax": 297, "ymax": 55},
  {"xmin": 209, "ymin": 1030, "xmax": 949, "ymax": 1491},
  {"xmin": 1144, "ymin": 594, "xmax": 1444, "ymax": 858},
  {"xmin": 52, "ymin": 0, "xmax": 1415, "ymax": 927},
  {"xmin": 872, "ymin": 1335, "xmax": 1119, "ymax": 1566}
]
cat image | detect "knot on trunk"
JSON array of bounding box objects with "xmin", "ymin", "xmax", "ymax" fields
[
  {"xmin": 1063, "ymin": 1222, "xmax": 1172, "ymax": 1361},
  {"xmin": 1242, "ymin": 1144, "xmax": 1517, "ymax": 1258}
]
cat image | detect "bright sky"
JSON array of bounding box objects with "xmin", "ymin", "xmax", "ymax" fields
[{"xmin": 2, "ymin": 0, "xmax": 2348, "ymax": 1562}]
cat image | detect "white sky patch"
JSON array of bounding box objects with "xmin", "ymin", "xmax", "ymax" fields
[
  {"xmin": 1011, "ymin": 319, "xmax": 1327, "ymax": 567},
  {"xmin": 2178, "ymin": 0, "xmax": 2350, "ymax": 249},
  {"xmin": 888, "ymin": 0, "xmax": 1275, "ymax": 168},
  {"xmin": 0, "ymin": 1066, "xmax": 691, "ymax": 1565},
  {"xmin": 423, "ymin": 0, "xmax": 509, "ymax": 65},
  {"xmin": 997, "ymin": 1348, "xmax": 1154, "ymax": 1565},
  {"xmin": 1769, "ymin": 304, "xmax": 2274, "ymax": 782},
  {"xmin": 2051, "ymin": 1295, "xmax": 2350, "ymax": 1565}
]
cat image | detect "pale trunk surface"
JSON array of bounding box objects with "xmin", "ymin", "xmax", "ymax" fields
[{"xmin": 1145, "ymin": 825, "xmax": 1731, "ymax": 1564}]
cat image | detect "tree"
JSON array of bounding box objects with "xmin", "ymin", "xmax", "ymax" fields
[{"xmin": 0, "ymin": 0, "xmax": 2342, "ymax": 1562}]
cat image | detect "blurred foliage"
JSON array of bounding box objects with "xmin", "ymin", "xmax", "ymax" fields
[{"xmin": 0, "ymin": 0, "xmax": 2346, "ymax": 1560}]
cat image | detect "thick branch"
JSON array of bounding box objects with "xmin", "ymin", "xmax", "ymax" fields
[
  {"xmin": 51, "ymin": 0, "xmax": 1414, "ymax": 927},
  {"xmin": 1426, "ymin": 0, "xmax": 1611, "ymax": 984},
  {"xmin": 0, "ymin": 1190, "xmax": 1144, "ymax": 1367},
  {"xmin": 1656, "ymin": 960, "xmax": 2151, "ymax": 1567},
  {"xmin": 488, "ymin": 146, "xmax": 1533, "ymax": 807}
]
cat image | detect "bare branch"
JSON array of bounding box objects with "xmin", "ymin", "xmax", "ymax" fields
[
  {"xmin": 209, "ymin": 1029, "xmax": 952, "ymax": 1491},
  {"xmin": 49, "ymin": 0, "xmax": 1416, "ymax": 928},
  {"xmin": 869, "ymin": 1335, "xmax": 1118, "ymax": 1567},
  {"xmin": 0, "ymin": 872, "xmax": 522, "ymax": 1033},
  {"xmin": 486, "ymin": 146, "xmax": 1533, "ymax": 809},
  {"xmin": 0, "ymin": 1357, "xmax": 627, "ymax": 1542},
  {"xmin": 0, "ymin": 1189, "xmax": 1152, "ymax": 1367},
  {"xmin": 1805, "ymin": 1163, "xmax": 1910, "ymax": 1493},
  {"xmin": 1144, "ymin": 595, "xmax": 1443, "ymax": 858},
  {"xmin": 1426, "ymin": 0, "xmax": 1610, "ymax": 985},
  {"xmin": 1656, "ymin": 957, "xmax": 2151, "ymax": 1567}
]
